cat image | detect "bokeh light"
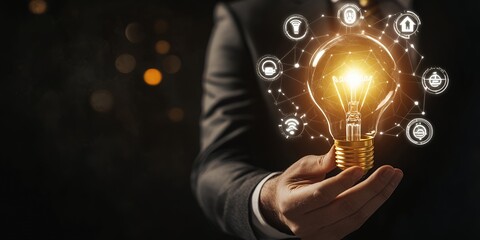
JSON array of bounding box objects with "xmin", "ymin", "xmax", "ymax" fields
[
  {"xmin": 29, "ymin": 0, "xmax": 47, "ymax": 15},
  {"xmin": 155, "ymin": 40, "xmax": 170, "ymax": 55},
  {"xmin": 359, "ymin": 0, "xmax": 369, "ymax": 7},
  {"xmin": 90, "ymin": 90, "xmax": 114, "ymax": 113},
  {"xmin": 125, "ymin": 22, "xmax": 145, "ymax": 43},
  {"xmin": 115, "ymin": 54, "xmax": 136, "ymax": 73},
  {"xmin": 168, "ymin": 107, "xmax": 184, "ymax": 122},
  {"xmin": 162, "ymin": 55, "xmax": 181, "ymax": 74},
  {"xmin": 143, "ymin": 68, "xmax": 162, "ymax": 86},
  {"xmin": 154, "ymin": 19, "xmax": 168, "ymax": 34}
]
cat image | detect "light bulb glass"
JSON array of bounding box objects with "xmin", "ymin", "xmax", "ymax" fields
[{"xmin": 308, "ymin": 34, "xmax": 398, "ymax": 172}]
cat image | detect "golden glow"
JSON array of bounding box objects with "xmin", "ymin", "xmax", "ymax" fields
[
  {"xmin": 143, "ymin": 68, "xmax": 162, "ymax": 86},
  {"xmin": 345, "ymin": 69, "xmax": 363, "ymax": 89},
  {"xmin": 155, "ymin": 40, "xmax": 170, "ymax": 54},
  {"xmin": 359, "ymin": 0, "xmax": 370, "ymax": 7},
  {"xmin": 308, "ymin": 33, "xmax": 398, "ymax": 172},
  {"xmin": 332, "ymin": 67, "xmax": 373, "ymax": 111},
  {"xmin": 29, "ymin": 0, "xmax": 47, "ymax": 15}
]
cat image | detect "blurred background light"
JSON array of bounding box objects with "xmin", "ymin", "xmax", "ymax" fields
[
  {"xmin": 125, "ymin": 22, "xmax": 145, "ymax": 43},
  {"xmin": 155, "ymin": 40, "xmax": 170, "ymax": 55},
  {"xmin": 115, "ymin": 54, "xmax": 136, "ymax": 73},
  {"xmin": 168, "ymin": 107, "xmax": 184, "ymax": 122},
  {"xmin": 143, "ymin": 68, "xmax": 162, "ymax": 86},
  {"xmin": 29, "ymin": 0, "xmax": 47, "ymax": 15},
  {"xmin": 90, "ymin": 89, "xmax": 114, "ymax": 113},
  {"xmin": 6, "ymin": 1, "xmax": 242, "ymax": 239},
  {"xmin": 162, "ymin": 55, "xmax": 181, "ymax": 74}
]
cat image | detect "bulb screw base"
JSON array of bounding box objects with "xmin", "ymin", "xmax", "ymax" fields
[{"xmin": 334, "ymin": 136, "xmax": 374, "ymax": 173}]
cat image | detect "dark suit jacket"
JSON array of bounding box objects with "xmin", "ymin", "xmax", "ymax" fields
[{"xmin": 191, "ymin": 0, "xmax": 480, "ymax": 239}]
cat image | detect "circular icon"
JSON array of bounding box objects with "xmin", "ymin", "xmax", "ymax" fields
[
  {"xmin": 279, "ymin": 115, "xmax": 305, "ymax": 138},
  {"xmin": 394, "ymin": 11, "xmax": 421, "ymax": 39},
  {"xmin": 256, "ymin": 55, "xmax": 283, "ymax": 81},
  {"xmin": 283, "ymin": 14, "xmax": 308, "ymax": 41},
  {"xmin": 337, "ymin": 4, "xmax": 362, "ymax": 27},
  {"xmin": 422, "ymin": 67, "xmax": 449, "ymax": 94},
  {"xmin": 406, "ymin": 118, "xmax": 433, "ymax": 145}
]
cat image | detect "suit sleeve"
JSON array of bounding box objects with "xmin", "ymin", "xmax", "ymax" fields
[{"xmin": 190, "ymin": 2, "xmax": 271, "ymax": 240}]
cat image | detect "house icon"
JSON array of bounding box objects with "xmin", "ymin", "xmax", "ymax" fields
[{"xmin": 399, "ymin": 16, "xmax": 415, "ymax": 33}]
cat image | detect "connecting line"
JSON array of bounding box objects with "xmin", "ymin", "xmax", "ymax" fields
[
  {"xmin": 268, "ymin": 86, "xmax": 306, "ymax": 107},
  {"xmin": 304, "ymin": 105, "xmax": 326, "ymax": 124},
  {"xmin": 273, "ymin": 91, "xmax": 307, "ymax": 105},
  {"xmin": 411, "ymin": 47, "xmax": 424, "ymax": 74},
  {"xmin": 264, "ymin": 10, "xmax": 433, "ymax": 142},
  {"xmin": 280, "ymin": 45, "xmax": 297, "ymax": 61},
  {"xmin": 297, "ymin": 34, "xmax": 330, "ymax": 61},
  {"xmin": 310, "ymin": 34, "xmax": 330, "ymax": 46},
  {"xmin": 370, "ymin": 14, "xmax": 391, "ymax": 27},
  {"xmin": 308, "ymin": 13, "xmax": 327, "ymax": 25},
  {"xmin": 303, "ymin": 126, "xmax": 331, "ymax": 144},
  {"xmin": 281, "ymin": 72, "xmax": 307, "ymax": 85},
  {"xmin": 380, "ymin": 122, "xmax": 405, "ymax": 136}
]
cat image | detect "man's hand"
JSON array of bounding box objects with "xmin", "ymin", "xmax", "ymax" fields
[{"xmin": 259, "ymin": 146, "xmax": 403, "ymax": 240}]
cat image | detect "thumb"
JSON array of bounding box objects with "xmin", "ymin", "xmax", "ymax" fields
[
  {"xmin": 315, "ymin": 145, "xmax": 336, "ymax": 173},
  {"xmin": 291, "ymin": 145, "xmax": 336, "ymax": 177}
]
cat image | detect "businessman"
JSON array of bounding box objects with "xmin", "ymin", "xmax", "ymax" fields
[{"xmin": 191, "ymin": 0, "xmax": 479, "ymax": 239}]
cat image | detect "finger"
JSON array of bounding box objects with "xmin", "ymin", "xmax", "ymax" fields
[
  {"xmin": 289, "ymin": 146, "xmax": 336, "ymax": 178},
  {"xmin": 314, "ymin": 169, "xmax": 403, "ymax": 240},
  {"xmin": 297, "ymin": 166, "xmax": 365, "ymax": 213},
  {"xmin": 302, "ymin": 166, "xmax": 397, "ymax": 228},
  {"xmin": 337, "ymin": 166, "xmax": 401, "ymax": 205}
]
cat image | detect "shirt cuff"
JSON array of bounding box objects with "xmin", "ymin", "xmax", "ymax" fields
[{"xmin": 251, "ymin": 172, "xmax": 296, "ymax": 239}]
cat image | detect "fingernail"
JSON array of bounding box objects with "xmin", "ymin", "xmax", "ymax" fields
[{"xmin": 393, "ymin": 169, "xmax": 404, "ymax": 185}]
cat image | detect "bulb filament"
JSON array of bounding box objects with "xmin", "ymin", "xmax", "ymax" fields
[{"xmin": 333, "ymin": 74, "xmax": 372, "ymax": 141}]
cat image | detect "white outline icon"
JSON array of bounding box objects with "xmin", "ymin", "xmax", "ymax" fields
[
  {"xmin": 285, "ymin": 118, "xmax": 300, "ymax": 135},
  {"xmin": 412, "ymin": 124, "xmax": 427, "ymax": 140},
  {"xmin": 290, "ymin": 19, "xmax": 302, "ymax": 34},
  {"xmin": 394, "ymin": 11, "xmax": 421, "ymax": 39},
  {"xmin": 283, "ymin": 14, "xmax": 308, "ymax": 41},
  {"xmin": 406, "ymin": 118, "xmax": 433, "ymax": 145},
  {"xmin": 337, "ymin": 4, "xmax": 362, "ymax": 27},
  {"xmin": 256, "ymin": 55, "xmax": 282, "ymax": 81},
  {"xmin": 280, "ymin": 115, "xmax": 305, "ymax": 138},
  {"xmin": 422, "ymin": 67, "xmax": 449, "ymax": 94}
]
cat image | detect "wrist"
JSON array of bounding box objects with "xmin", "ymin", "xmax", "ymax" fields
[{"xmin": 259, "ymin": 175, "xmax": 292, "ymax": 234}]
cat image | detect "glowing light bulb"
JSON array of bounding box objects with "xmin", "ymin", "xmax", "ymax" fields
[
  {"xmin": 290, "ymin": 19, "xmax": 302, "ymax": 35},
  {"xmin": 308, "ymin": 34, "xmax": 398, "ymax": 173}
]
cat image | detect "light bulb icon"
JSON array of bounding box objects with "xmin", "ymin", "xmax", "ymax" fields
[
  {"xmin": 308, "ymin": 34, "xmax": 398, "ymax": 173},
  {"xmin": 289, "ymin": 19, "xmax": 302, "ymax": 35}
]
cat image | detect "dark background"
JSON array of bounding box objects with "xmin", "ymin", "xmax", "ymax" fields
[
  {"xmin": 3, "ymin": 0, "xmax": 233, "ymax": 239},
  {"xmin": 2, "ymin": 0, "xmax": 480, "ymax": 240}
]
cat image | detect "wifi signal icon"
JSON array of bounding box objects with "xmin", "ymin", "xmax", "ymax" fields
[
  {"xmin": 285, "ymin": 118, "xmax": 300, "ymax": 135},
  {"xmin": 280, "ymin": 115, "xmax": 304, "ymax": 138}
]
